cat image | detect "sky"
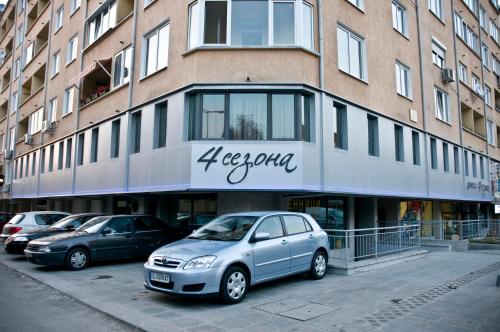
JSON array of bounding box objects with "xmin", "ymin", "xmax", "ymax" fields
[{"xmin": 0, "ymin": 0, "xmax": 7, "ymax": 5}]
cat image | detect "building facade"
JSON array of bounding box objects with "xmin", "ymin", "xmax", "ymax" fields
[{"xmin": 0, "ymin": 0, "xmax": 499, "ymax": 231}]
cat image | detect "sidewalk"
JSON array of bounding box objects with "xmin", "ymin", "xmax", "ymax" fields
[{"xmin": 1, "ymin": 250, "xmax": 499, "ymax": 332}]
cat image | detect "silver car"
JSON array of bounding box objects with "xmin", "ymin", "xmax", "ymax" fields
[{"xmin": 144, "ymin": 212, "xmax": 329, "ymax": 304}]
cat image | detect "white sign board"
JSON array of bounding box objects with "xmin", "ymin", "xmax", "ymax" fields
[
  {"xmin": 495, "ymin": 204, "xmax": 500, "ymax": 214},
  {"xmin": 191, "ymin": 144, "xmax": 304, "ymax": 190}
]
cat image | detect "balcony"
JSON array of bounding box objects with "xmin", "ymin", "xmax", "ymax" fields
[
  {"xmin": 24, "ymin": 23, "xmax": 49, "ymax": 69},
  {"xmin": 1, "ymin": 68, "xmax": 10, "ymax": 92},
  {"xmin": 0, "ymin": 99, "xmax": 7, "ymax": 120},
  {"xmin": 79, "ymin": 60, "xmax": 112, "ymax": 107},
  {"xmin": 0, "ymin": 37, "xmax": 13, "ymax": 67},
  {"xmin": 26, "ymin": 0, "xmax": 50, "ymax": 33},
  {"xmin": 461, "ymin": 102, "xmax": 485, "ymax": 138},
  {"xmin": 20, "ymin": 65, "xmax": 46, "ymax": 105},
  {"xmin": 0, "ymin": 7, "xmax": 15, "ymax": 43}
]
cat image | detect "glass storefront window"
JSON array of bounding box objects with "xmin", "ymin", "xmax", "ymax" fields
[
  {"xmin": 177, "ymin": 197, "xmax": 217, "ymax": 229},
  {"xmin": 288, "ymin": 197, "xmax": 346, "ymax": 230},
  {"xmin": 229, "ymin": 93, "xmax": 268, "ymax": 140}
]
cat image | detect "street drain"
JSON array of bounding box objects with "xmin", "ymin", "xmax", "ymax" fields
[
  {"xmin": 361, "ymin": 261, "xmax": 500, "ymax": 330},
  {"xmin": 94, "ymin": 275, "xmax": 113, "ymax": 280}
]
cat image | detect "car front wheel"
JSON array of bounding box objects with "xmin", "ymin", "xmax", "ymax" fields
[
  {"xmin": 65, "ymin": 248, "xmax": 89, "ymax": 271},
  {"xmin": 220, "ymin": 266, "xmax": 248, "ymax": 304},
  {"xmin": 309, "ymin": 250, "xmax": 327, "ymax": 280}
]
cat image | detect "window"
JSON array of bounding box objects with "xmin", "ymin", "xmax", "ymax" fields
[
  {"xmin": 392, "ymin": 1, "xmax": 407, "ymax": 36},
  {"xmin": 48, "ymin": 145, "xmax": 54, "ymax": 172},
  {"xmin": 28, "ymin": 108, "xmax": 43, "ymax": 135},
  {"xmin": 14, "ymin": 160, "xmax": 17, "ymax": 180},
  {"xmin": 431, "ymin": 39, "xmax": 445, "ymax": 68},
  {"xmin": 395, "ymin": 61, "xmax": 411, "ymax": 98},
  {"xmin": 454, "ymin": 14, "xmax": 479, "ymax": 53},
  {"xmin": 454, "ymin": 146, "xmax": 459, "ymax": 174},
  {"xmin": 77, "ymin": 133, "xmax": 84, "ymax": 166},
  {"xmin": 434, "ymin": 87, "xmax": 450, "ymax": 123},
  {"xmin": 481, "ymin": 43, "xmax": 489, "ymax": 69},
  {"xmin": 57, "ymin": 141, "xmax": 64, "ymax": 170},
  {"xmin": 144, "ymin": 0, "xmax": 156, "ymax": 7},
  {"xmin": 282, "ymin": 215, "xmax": 309, "ymax": 235},
  {"xmin": 335, "ymin": 104, "xmax": 348, "ymax": 150},
  {"xmin": 70, "ymin": 0, "xmax": 80, "ymax": 14},
  {"xmin": 18, "ymin": 0, "xmax": 25, "ymax": 14},
  {"xmin": 480, "ymin": 156, "xmax": 484, "ymax": 179},
  {"xmin": 55, "ymin": 6, "xmax": 64, "ymax": 32},
  {"xmin": 394, "ymin": 124, "xmax": 404, "ymax": 162},
  {"xmin": 8, "ymin": 127, "xmax": 15, "ymax": 151},
  {"xmin": 67, "ymin": 35, "xmax": 78, "ymax": 63},
  {"xmin": 273, "ymin": 1, "xmax": 295, "ymax": 45},
  {"xmin": 25, "ymin": 155, "xmax": 29, "ymax": 177},
  {"xmin": 255, "ymin": 216, "xmax": 284, "ymax": 239},
  {"xmin": 412, "ymin": 131, "xmax": 420, "ymax": 165},
  {"xmin": 428, "ymin": 0, "xmax": 443, "ymax": 20},
  {"xmin": 479, "ymin": 7, "xmax": 486, "ymax": 31},
  {"xmin": 472, "ymin": 153, "xmax": 477, "ymax": 178},
  {"xmin": 485, "ymin": 85, "xmax": 491, "ymax": 106},
  {"xmin": 231, "ymin": 0, "xmax": 268, "ymax": 46},
  {"xmin": 337, "ymin": 25, "xmax": 365, "ymax": 80},
  {"xmin": 51, "ymin": 51, "xmax": 60, "ymax": 77},
  {"xmin": 65, "ymin": 138, "xmax": 72, "ymax": 168},
  {"xmin": 491, "ymin": 19, "xmax": 499, "ymax": 44},
  {"xmin": 10, "ymin": 92, "xmax": 18, "ymax": 113},
  {"xmin": 471, "ymin": 74, "xmax": 480, "ymax": 90},
  {"xmin": 63, "ymin": 87, "xmax": 75, "ymax": 115},
  {"xmin": 104, "ymin": 217, "xmax": 134, "ymax": 234},
  {"xmin": 347, "ymin": 0, "xmax": 363, "ymax": 10},
  {"xmin": 367, "ymin": 114, "xmax": 379, "ymax": 157},
  {"xmin": 131, "ymin": 111, "xmax": 141, "ymax": 153},
  {"xmin": 14, "ymin": 58, "xmax": 20, "ymax": 79},
  {"xmin": 189, "ymin": 91, "xmax": 312, "ymax": 142},
  {"xmin": 144, "ymin": 23, "xmax": 169, "ymax": 76},
  {"xmin": 430, "ymin": 137, "xmax": 437, "ymax": 169},
  {"xmin": 464, "ymin": 151, "xmax": 469, "ymax": 176},
  {"xmin": 0, "ymin": 134, "xmax": 3, "ymax": 152},
  {"xmin": 25, "ymin": 42, "xmax": 34, "ymax": 66},
  {"xmin": 487, "ymin": 120, "xmax": 495, "ymax": 145},
  {"xmin": 87, "ymin": 1, "xmax": 117, "ymax": 45},
  {"xmin": 110, "ymin": 120, "xmax": 120, "ymax": 158},
  {"xmin": 443, "ymin": 142, "xmax": 449, "ymax": 172},
  {"xmin": 90, "ymin": 128, "xmax": 99, "ymax": 163},
  {"xmin": 32, "ymin": 152, "xmax": 36, "ymax": 176},
  {"xmin": 19, "ymin": 158, "xmax": 23, "ymax": 179},
  {"xmin": 458, "ymin": 62, "xmax": 467, "ymax": 82},
  {"xmin": 301, "ymin": 2, "xmax": 314, "ymax": 50},
  {"xmin": 462, "ymin": 0, "xmax": 477, "ymax": 13},
  {"xmin": 112, "ymin": 47, "xmax": 132, "ymax": 87},
  {"xmin": 134, "ymin": 216, "xmax": 162, "ymax": 232},
  {"xmin": 48, "ymin": 98, "xmax": 57, "ymax": 123},
  {"xmin": 15, "ymin": 24, "xmax": 23, "ymax": 46},
  {"xmin": 203, "ymin": 1, "xmax": 227, "ymax": 44},
  {"xmin": 154, "ymin": 102, "xmax": 167, "ymax": 149}
]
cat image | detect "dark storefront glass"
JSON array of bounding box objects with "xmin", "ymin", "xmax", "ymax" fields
[{"xmin": 288, "ymin": 197, "xmax": 346, "ymax": 230}]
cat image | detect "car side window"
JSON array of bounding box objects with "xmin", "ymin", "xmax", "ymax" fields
[
  {"xmin": 67, "ymin": 217, "xmax": 86, "ymax": 229},
  {"xmin": 104, "ymin": 217, "xmax": 133, "ymax": 234},
  {"xmin": 135, "ymin": 217, "xmax": 161, "ymax": 232},
  {"xmin": 304, "ymin": 218, "xmax": 313, "ymax": 231},
  {"xmin": 35, "ymin": 214, "xmax": 64, "ymax": 226},
  {"xmin": 255, "ymin": 216, "xmax": 284, "ymax": 239},
  {"xmin": 282, "ymin": 215, "xmax": 308, "ymax": 235}
]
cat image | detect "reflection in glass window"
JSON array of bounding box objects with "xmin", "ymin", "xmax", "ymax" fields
[
  {"xmin": 273, "ymin": 2, "xmax": 295, "ymax": 45},
  {"xmin": 204, "ymin": 1, "xmax": 227, "ymax": 44},
  {"xmin": 256, "ymin": 216, "xmax": 284, "ymax": 239},
  {"xmin": 202, "ymin": 94, "xmax": 225, "ymax": 139},
  {"xmin": 272, "ymin": 94, "xmax": 295, "ymax": 139},
  {"xmin": 229, "ymin": 93, "xmax": 267, "ymax": 140},
  {"xmin": 231, "ymin": 0, "xmax": 268, "ymax": 46}
]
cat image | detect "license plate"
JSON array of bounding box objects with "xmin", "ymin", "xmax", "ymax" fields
[
  {"xmin": 150, "ymin": 272, "xmax": 170, "ymax": 284},
  {"xmin": 25, "ymin": 252, "xmax": 32, "ymax": 258}
]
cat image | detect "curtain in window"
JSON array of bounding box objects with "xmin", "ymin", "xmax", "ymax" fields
[
  {"xmin": 202, "ymin": 95, "xmax": 225, "ymax": 139},
  {"xmin": 272, "ymin": 94, "xmax": 295, "ymax": 139},
  {"xmin": 229, "ymin": 93, "xmax": 267, "ymax": 140}
]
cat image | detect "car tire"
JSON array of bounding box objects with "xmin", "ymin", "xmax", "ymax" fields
[
  {"xmin": 220, "ymin": 266, "xmax": 248, "ymax": 304},
  {"xmin": 309, "ymin": 250, "xmax": 327, "ymax": 280},
  {"xmin": 65, "ymin": 248, "xmax": 89, "ymax": 271}
]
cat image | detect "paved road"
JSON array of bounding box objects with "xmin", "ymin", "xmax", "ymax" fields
[{"xmin": 0, "ymin": 263, "xmax": 140, "ymax": 332}]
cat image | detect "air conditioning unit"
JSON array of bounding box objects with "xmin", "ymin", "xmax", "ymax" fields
[
  {"xmin": 24, "ymin": 134, "xmax": 33, "ymax": 145},
  {"xmin": 441, "ymin": 68, "xmax": 454, "ymax": 83},
  {"xmin": 41, "ymin": 120, "xmax": 55, "ymax": 133},
  {"xmin": 4, "ymin": 149, "xmax": 12, "ymax": 159}
]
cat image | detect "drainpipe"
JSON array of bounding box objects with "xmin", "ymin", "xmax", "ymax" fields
[{"xmin": 318, "ymin": 0, "xmax": 325, "ymax": 192}]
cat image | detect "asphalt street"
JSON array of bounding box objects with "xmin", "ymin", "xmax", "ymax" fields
[{"xmin": 0, "ymin": 263, "xmax": 141, "ymax": 332}]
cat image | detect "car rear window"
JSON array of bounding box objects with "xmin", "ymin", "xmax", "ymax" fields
[
  {"xmin": 34, "ymin": 214, "xmax": 67, "ymax": 226},
  {"xmin": 8, "ymin": 214, "xmax": 25, "ymax": 225}
]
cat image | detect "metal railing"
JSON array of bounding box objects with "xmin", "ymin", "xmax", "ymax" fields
[
  {"xmin": 419, "ymin": 220, "xmax": 494, "ymax": 240},
  {"xmin": 325, "ymin": 225, "xmax": 421, "ymax": 266}
]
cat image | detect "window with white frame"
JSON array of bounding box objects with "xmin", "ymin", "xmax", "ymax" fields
[
  {"xmin": 14, "ymin": 58, "xmax": 20, "ymax": 79},
  {"xmin": 431, "ymin": 39, "xmax": 445, "ymax": 68},
  {"xmin": 395, "ymin": 61, "xmax": 411, "ymax": 98},
  {"xmin": 481, "ymin": 43, "xmax": 489, "ymax": 69},
  {"xmin": 144, "ymin": 23, "xmax": 169, "ymax": 77},
  {"xmin": 428, "ymin": 0, "xmax": 443, "ymax": 20},
  {"xmin": 471, "ymin": 74, "xmax": 480, "ymax": 91},
  {"xmin": 17, "ymin": 0, "xmax": 25, "ymax": 14},
  {"xmin": 455, "ymin": 13, "xmax": 479, "ymax": 53},
  {"xmin": 112, "ymin": 46, "xmax": 132, "ymax": 87},
  {"xmin": 28, "ymin": 108, "xmax": 43, "ymax": 135},
  {"xmin": 63, "ymin": 87, "xmax": 75, "ymax": 115},
  {"xmin": 487, "ymin": 120, "xmax": 495, "ymax": 146},
  {"xmin": 48, "ymin": 98, "xmax": 57, "ymax": 123},
  {"xmin": 51, "ymin": 51, "xmax": 60, "ymax": 77},
  {"xmin": 392, "ymin": 1, "xmax": 407, "ymax": 36},
  {"xmin": 87, "ymin": 1, "xmax": 117, "ymax": 45},
  {"xmin": 490, "ymin": 19, "xmax": 499, "ymax": 44},
  {"xmin": 479, "ymin": 7, "xmax": 486, "ymax": 31},
  {"xmin": 8, "ymin": 127, "xmax": 15, "ymax": 151},
  {"xmin": 458, "ymin": 62, "xmax": 467, "ymax": 82},
  {"xmin": 188, "ymin": 1, "xmax": 314, "ymax": 50},
  {"xmin": 55, "ymin": 6, "xmax": 64, "ymax": 32},
  {"xmin": 493, "ymin": 55, "xmax": 500, "ymax": 76},
  {"xmin": 70, "ymin": 0, "xmax": 80, "ymax": 14},
  {"xmin": 347, "ymin": 0, "xmax": 363, "ymax": 10},
  {"xmin": 434, "ymin": 87, "xmax": 450, "ymax": 123},
  {"xmin": 67, "ymin": 35, "xmax": 78, "ymax": 63},
  {"xmin": 462, "ymin": 0, "xmax": 477, "ymax": 14},
  {"xmin": 145, "ymin": 0, "xmax": 155, "ymax": 6},
  {"xmin": 10, "ymin": 92, "xmax": 18, "ymax": 113},
  {"xmin": 25, "ymin": 42, "xmax": 34, "ymax": 66},
  {"xmin": 337, "ymin": 25, "xmax": 365, "ymax": 80},
  {"xmin": 15, "ymin": 24, "xmax": 23, "ymax": 47},
  {"xmin": 484, "ymin": 85, "xmax": 491, "ymax": 106}
]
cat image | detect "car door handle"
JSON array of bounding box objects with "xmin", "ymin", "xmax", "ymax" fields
[
  {"xmin": 309, "ymin": 234, "xmax": 315, "ymax": 239},
  {"xmin": 281, "ymin": 239, "xmax": 288, "ymax": 245}
]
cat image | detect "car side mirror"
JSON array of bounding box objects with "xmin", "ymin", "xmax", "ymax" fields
[
  {"xmin": 66, "ymin": 225, "xmax": 75, "ymax": 231},
  {"xmin": 101, "ymin": 228, "xmax": 112, "ymax": 236},
  {"xmin": 253, "ymin": 232, "xmax": 270, "ymax": 242}
]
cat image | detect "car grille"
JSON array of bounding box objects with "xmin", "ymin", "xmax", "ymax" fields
[
  {"xmin": 150, "ymin": 281, "xmax": 175, "ymax": 290},
  {"xmin": 153, "ymin": 257, "xmax": 182, "ymax": 268},
  {"xmin": 26, "ymin": 244, "xmax": 43, "ymax": 252}
]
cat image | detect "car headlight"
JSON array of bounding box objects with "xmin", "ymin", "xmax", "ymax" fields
[
  {"xmin": 38, "ymin": 245, "xmax": 51, "ymax": 253},
  {"xmin": 13, "ymin": 236, "xmax": 29, "ymax": 242},
  {"xmin": 183, "ymin": 256, "xmax": 216, "ymax": 270},
  {"xmin": 147, "ymin": 254, "xmax": 156, "ymax": 265}
]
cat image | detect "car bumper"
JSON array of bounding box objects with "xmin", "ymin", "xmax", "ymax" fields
[
  {"xmin": 0, "ymin": 234, "xmax": 9, "ymax": 244},
  {"xmin": 24, "ymin": 250, "xmax": 66, "ymax": 266},
  {"xmin": 4, "ymin": 240, "xmax": 29, "ymax": 253},
  {"xmin": 143, "ymin": 262, "xmax": 225, "ymax": 296}
]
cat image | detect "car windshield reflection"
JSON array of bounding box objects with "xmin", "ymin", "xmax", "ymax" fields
[
  {"xmin": 76, "ymin": 216, "xmax": 110, "ymax": 233},
  {"xmin": 188, "ymin": 215, "xmax": 258, "ymax": 241}
]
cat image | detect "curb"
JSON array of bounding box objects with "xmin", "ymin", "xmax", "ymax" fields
[{"xmin": 0, "ymin": 261, "xmax": 146, "ymax": 332}]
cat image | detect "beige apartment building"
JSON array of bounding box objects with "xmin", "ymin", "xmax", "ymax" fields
[{"xmin": 0, "ymin": 0, "xmax": 498, "ymax": 231}]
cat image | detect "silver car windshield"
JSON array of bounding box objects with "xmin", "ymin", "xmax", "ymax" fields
[
  {"xmin": 76, "ymin": 216, "xmax": 110, "ymax": 233},
  {"xmin": 188, "ymin": 215, "xmax": 259, "ymax": 241}
]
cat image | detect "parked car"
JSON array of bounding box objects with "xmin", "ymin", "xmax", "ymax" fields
[
  {"xmin": 4, "ymin": 213, "xmax": 104, "ymax": 254},
  {"xmin": 143, "ymin": 212, "xmax": 330, "ymax": 304},
  {"xmin": 25, "ymin": 215, "xmax": 177, "ymax": 270},
  {"xmin": 0, "ymin": 212, "xmax": 70, "ymax": 243},
  {"xmin": 0, "ymin": 212, "xmax": 15, "ymax": 233}
]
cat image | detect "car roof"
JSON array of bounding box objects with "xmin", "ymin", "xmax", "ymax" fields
[
  {"xmin": 222, "ymin": 211, "xmax": 306, "ymax": 217},
  {"xmin": 17, "ymin": 211, "xmax": 71, "ymax": 215}
]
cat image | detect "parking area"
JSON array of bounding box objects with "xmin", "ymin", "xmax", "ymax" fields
[{"xmin": 1, "ymin": 250, "xmax": 500, "ymax": 332}]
